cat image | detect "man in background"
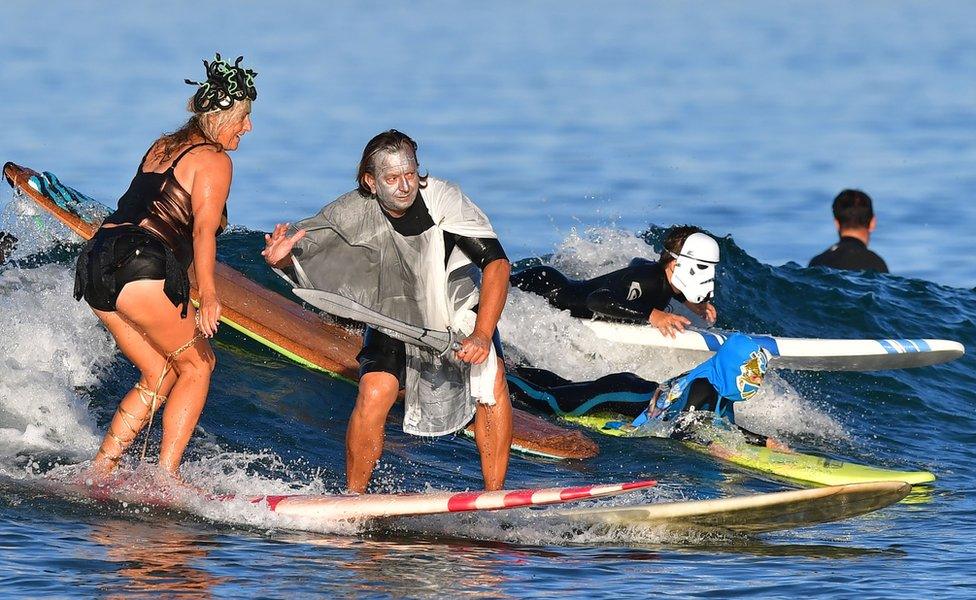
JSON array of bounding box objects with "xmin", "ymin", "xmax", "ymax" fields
[{"xmin": 809, "ymin": 189, "xmax": 888, "ymax": 273}]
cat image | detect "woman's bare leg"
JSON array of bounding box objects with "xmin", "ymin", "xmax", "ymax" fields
[
  {"xmin": 115, "ymin": 280, "xmax": 215, "ymax": 475},
  {"xmin": 89, "ymin": 309, "xmax": 178, "ymax": 475}
]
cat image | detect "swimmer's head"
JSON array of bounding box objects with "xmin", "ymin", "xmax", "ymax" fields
[
  {"xmin": 191, "ymin": 98, "xmax": 252, "ymax": 152},
  {"xmin": 663, "ymin": 226, "xmax": 719, "ymax": 304},
  {"xmin": 357, "ymin": 130, "xmax": 429, "ymax": 215},
  {"xmin": 832, "ymin": 189, "xmax": 876, "ymax": 231}
]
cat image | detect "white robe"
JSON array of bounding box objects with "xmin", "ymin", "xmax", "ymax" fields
[{"xmin": 289, "ymin": 177, "xmax": 499, "ymax": 436}]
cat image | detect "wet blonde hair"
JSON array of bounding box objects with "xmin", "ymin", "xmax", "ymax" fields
[{"xmin": 155, "ymin": 97, "xmax": 251, "ymax": 159}]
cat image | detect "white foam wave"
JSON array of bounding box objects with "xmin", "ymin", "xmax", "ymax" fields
[
  {"xmin": 735, "ymin": 376, "xmax": 849, "ymax": 441},
  {"xmin": 0, "ymin": 264, "xmax": 116, "ymax": 461},
  {"xmin": 547, "ymin": 226, "xmax": 659, "ymax": 278}
]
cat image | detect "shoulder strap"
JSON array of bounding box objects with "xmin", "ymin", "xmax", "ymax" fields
[{"xmin": 169, "ymin": 143, "xmax": 218, "ymax": 170}]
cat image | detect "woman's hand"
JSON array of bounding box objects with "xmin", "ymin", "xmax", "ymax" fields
[
  {"xmin": 456, "ymin": 331, "xmax": 491, "ymax": 365},
  {"xmin": 649, "ymin": 309, "xmax": 691, "ymax": 338},
  {"xmin": 198, "ymin": 289, "xmax": 222, "ymax": 338},
  {"xmin": 261, "ymin": 223, "xmax": 306, "ymax": 268}
]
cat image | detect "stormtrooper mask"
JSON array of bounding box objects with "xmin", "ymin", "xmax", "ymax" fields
[{"xmin": 668, "ymin": 232, "xmax": 720, "ymax": 303}]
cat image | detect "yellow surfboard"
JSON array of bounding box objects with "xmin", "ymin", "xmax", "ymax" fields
[{"xmin": 562, "ymin": 413, "xmax": 935, "ymax": 487}]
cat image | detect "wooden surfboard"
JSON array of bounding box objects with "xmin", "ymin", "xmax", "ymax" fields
[{"xmin": 4, "ymin": 162, "xmax": 598, "ymax": 460}]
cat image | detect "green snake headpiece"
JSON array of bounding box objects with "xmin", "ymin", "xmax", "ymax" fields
[{"xmin": 184, "ymin": 53, "xmax": 257, "ymax": 113}]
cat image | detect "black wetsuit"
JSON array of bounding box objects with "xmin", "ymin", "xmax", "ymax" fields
[
  {"xmin": 510, "ymin": 258, "xmax": 684, "ymax": 323},
  {"xmin": 358, "ymin": 191, "xmax": 508, "ymax": 384},
  {"xmin": 809, "ymin": 236, "xmax": 888, "ymax": 273},
  {"xmin": 507, "ymin": 366, "xmax": 769, "ymax": 446}
]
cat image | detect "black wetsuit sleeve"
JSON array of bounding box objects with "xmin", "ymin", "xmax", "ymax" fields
[
  {"xmin": 585, "ymin": 288, "xmax": 651, "ymax": 322},
  {"xmin": 736, "ymin": 426, "xmax": 769, "ymax": 447},
  {"xmin": 451, "ymin": 234, "xmax": 508, "ymax": 270},
  {"xmin": 583, "ymin": 261, "xmax": 671, "ymax": 323}
]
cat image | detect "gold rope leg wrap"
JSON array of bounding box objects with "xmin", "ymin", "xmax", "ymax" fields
[
  {"xmin": 134, "ymin": 382, "xmax": 168, "ymax": 409},
  {"xmin": 138, "ymin": 327, "xmax": 205, "ymax": 461},
  {"xmin": 96, "ymin": 381, "xmax": 163, "ymax": 464}
]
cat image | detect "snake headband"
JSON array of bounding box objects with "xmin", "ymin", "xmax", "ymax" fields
[{"xmin": 184, "ymin": 53, "xmax": 257, "ymax": 113}]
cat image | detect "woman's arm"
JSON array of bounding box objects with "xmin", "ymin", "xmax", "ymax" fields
[{"xmin": 189, "ymin": 149, "xmax": 233, "ymax": 337}]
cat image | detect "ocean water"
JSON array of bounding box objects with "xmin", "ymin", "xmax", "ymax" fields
[{"xmin": 1, "ymin": 1, "xmax": 975, "ymax": 598}]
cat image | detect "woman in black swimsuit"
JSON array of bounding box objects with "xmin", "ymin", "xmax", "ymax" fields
[{"xmin": 74, "ymin": 54, "xmax": 256, "ymax": 477}]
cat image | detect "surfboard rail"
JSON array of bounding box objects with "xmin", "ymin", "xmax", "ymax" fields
[
  {"xmin": 556, "ymin": 481, "xmax": 911, "ymax": 534},
  {"xmin": 234, "ymin": 479, "xmax": 656, "ymax": 520}
]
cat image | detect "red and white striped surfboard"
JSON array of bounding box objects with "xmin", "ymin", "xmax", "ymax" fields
[
  {"xmin": 221, "ymin": 480, "xmax": 657, "ymax": 521},
  {"xmin": 24, "ymin": 474, "xmax": 655, "ymax": 523}
]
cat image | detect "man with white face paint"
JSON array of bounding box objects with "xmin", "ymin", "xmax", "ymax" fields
[
  {"xmin": 263, "ymin": 130, "xmax": 513, "ymax": 493},
  {"xmin": 511, "ymin": 225, "xmax": 719, "ymax": 337}
]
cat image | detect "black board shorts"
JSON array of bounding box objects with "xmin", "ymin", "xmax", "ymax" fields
[
  {"xmin": 358, "ymin": 327, "xmax": 505, "ymax": 386},
  {"xmin": 73, "ymin": 225, "xmax": 189, "ymax": 315}
]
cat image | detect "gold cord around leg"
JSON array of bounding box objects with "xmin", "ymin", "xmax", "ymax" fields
[{"xmin": 138, "ymin": 326, "xmax": 204, "ymax": 461}]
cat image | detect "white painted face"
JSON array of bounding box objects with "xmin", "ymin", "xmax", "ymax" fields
[{"xmin": 367, "ymin": 147, "xmax": 420, "ymax": 215}]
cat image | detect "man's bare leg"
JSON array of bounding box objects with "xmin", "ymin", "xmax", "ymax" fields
[
  {"xmin": 473, "ymin": 358, "xmax": 512, "ymax": 491},
  {"xmin": 345, "ymin": 372, "xmax": 400, "ymax": 493}
]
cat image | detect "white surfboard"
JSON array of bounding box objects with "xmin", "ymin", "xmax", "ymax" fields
[
  {"xmin": 23, "ymin": 474, "xmax": 656, "ymax": 521},
  {"xmin": 583, "ymin": 320, "xmax": 964, "ymax": 371},
  {"xmin": 223, "ymin": 480, "xmax": 655, "ymax": 520},
  {"xmin": 555, "ymin": 481, "xmax": 911, "ymax": 534}
]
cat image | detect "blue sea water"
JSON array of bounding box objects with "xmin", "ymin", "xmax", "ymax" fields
[{"xmin": 1, "ymin": 1, "xmax": 975, "ymax": 598}]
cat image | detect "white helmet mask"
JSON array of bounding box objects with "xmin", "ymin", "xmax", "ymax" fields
[{"xmin": 668, "ymin": 232, "xmax": 720, "ymax": 304}]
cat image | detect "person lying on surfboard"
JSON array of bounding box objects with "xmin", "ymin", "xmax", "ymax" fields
[
  {"xmin": 262, "ymin": 130, "xmax": 514, "ymax": 494},
  {"xmin": 72, "ymin": 54, "xmax": 256, "ymax": 478},
  {"xmin": 510, "ymin": 225, "xmax": 718, "ymax": 338},
  {"xmin": 507, "ymin": 333, "xmax": 790, "ymax": 451}
]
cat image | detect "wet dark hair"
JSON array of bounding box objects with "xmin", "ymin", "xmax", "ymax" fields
[
  {"xmin": 356, "ymin": 129, "xmax": 428, "ymax": 196},
  {"xmin": 832, "ymin": 189, "xmax": 874, "ymax": 229},
  {"xmin": 661, "ymin": 225, "xmax": 704, "ymax": 266}
]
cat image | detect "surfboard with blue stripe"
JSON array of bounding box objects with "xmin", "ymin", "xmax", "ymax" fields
[{"xmin": 582, "ymin": 320, "xmax": 963, "ymax": 371}]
